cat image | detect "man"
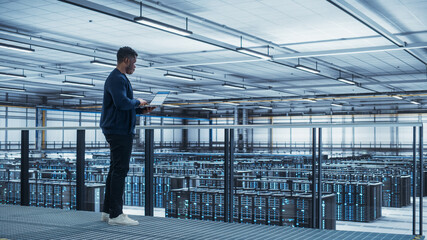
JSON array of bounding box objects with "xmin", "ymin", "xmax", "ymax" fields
[{"xmin": 100, "ymin": 46, "xmax": 154, "ymax": 226}]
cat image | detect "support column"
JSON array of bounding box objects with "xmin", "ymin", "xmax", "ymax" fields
[
  {"xmin": 311, "ymin": 128, "xmax": 317, "ymax": 228},
  {"xmin": 181, "ymin": 119, "xmax": 188, "ymax": 150},
  {"xmin": 145, "ymin": 129, "xmax": 154, "ymax": 216},
  {"xmin": 242, "ymin": 109, "xmax": 248, "ymax": 153},
  {"xmin": 20, "ymin": 130, "xmax": 29, "ymax": 206},
  {"xmin": 76, "ymin": 129, "xmax": 85, "ymax": 210}
]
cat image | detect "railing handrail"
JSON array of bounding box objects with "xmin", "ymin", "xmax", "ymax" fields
[{"xmin": 0, "ymin": 121, "xmax": 422, "ymax": 130}]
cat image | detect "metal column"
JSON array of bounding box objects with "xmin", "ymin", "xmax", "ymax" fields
[
  {"xmin": 419, "ymin": 126, "xmax": 423, "ymax": 236},
  {"xmin": 224, "ymin": 129, "xmax": 235, "ymax": 223},
  {"xmin": 413, "ymin": 126, "xmax": 417, "ymax": 235},
  {"xmin": 145, "ymin": 129, "xmax": 154, "ymax": 216},
  {"xmin": 311, "ymin": 128, "xmax": 317, "ymax": 228},
  {"xmin": 76, "ymin": 129, "xmax": 85, "ymax": 210},
  {"xmin": 317, "ymin": 128, "xmax": 322, "ymax": 229},
  {"xmin": 20, "ymin": 130, "xmax": 29, "ymax": 206}
]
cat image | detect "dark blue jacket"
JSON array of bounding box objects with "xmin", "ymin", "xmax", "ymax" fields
[{"xmin": 100, "ymin": 68, "xmax": 141, "ymax": 135}]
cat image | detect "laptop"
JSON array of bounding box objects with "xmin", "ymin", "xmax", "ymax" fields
[{"xmin": 146, "ymin": 91, "xmax": 170, "ymax": 106}]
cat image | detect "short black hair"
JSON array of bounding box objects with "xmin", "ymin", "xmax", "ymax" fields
[{"xmin": 117, "ymin": 46, "xmax": 138, "ymax": 63}]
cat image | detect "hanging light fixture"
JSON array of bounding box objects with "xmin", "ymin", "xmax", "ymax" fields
[
  {"xmin": 0, "ymin": 72, "xmax": 26, "ymax": 78},
  {"xmin": 295, "ymin": 59, "xmax": 320, "ymax": 74},
  {"xmin": 202, "ymin": 107, "xmax": 216, "ymax": 111},
  {"xmin": 134, "ymin": 2, "xmax": 192, "ymax": 36},
  {"xmin": 60, "ymin": 93, "xmax": 85, "ymax": 98},
  {"xmin": 391, "ymin": 95, "xmax": 403, "ymax": 100},
  {"xmin": 0, "ymin": 86, "xmax": 26, "ymax": 92},
  {"xmin": 222, "ymin": 83, "xmax": 246, "ymax": 90},
  {"xmin": 63, "ymin": 77, "xmax": 95, "ymax": 87},
  {"xmin": 0, "ymin": 42, "xmax": 34, "ymax": 53},
  {"xmin": 331, "ymin": 103, "xmax": 343, "ymax": 107},
  {"xmin": 90, "ymin": 60, "xmax": 116, "ymax": 68},
  {"xmin": 258, "ymin": 106, "xmax": 272, "ymax": 109},
  {"xmin": 164, "ymin": 72, "xmax": 195, "ymax": 81}
]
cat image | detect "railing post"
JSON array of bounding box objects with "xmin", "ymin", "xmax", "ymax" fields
[
  {"xmin": 229, "ymin": 129, "xmax": 234, "ymax": 223},
  {"xmin": 317, "ymin": 128, "xmax": 322, "ymax": 229},
  {"xmin": 145, "ymin": 129, "xmax": 154, "ymax": 216},
  {"xmin": 224, "ymin": 129, "xmax": 230, "ymax": 222},
  {"xmin": 76, "ymin": 129, "xmax": 85, "ymax": 210},
  {"xmin": 419, "ymin": 125, "xmax": 423, "ymax": 236},
  {"xmin": 413, "ymin": 126, "xmax": 417, "ymax": 235},
  {"xmin": 311, "ymin": 128, "xmax": 317, "ymax": 228},
  {"xmin": 20, "ymin": 130, "xmax": 29, "ymax": 206}
]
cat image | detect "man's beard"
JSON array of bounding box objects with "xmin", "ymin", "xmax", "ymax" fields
[{"xmin": 125, "ymin": 63, "xmax": 133, "ymax": 74}]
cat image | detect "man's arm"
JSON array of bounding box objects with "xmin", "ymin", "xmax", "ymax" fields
[{"xmin": 108, "ymin": 77, "xmax": 145, "ymax": 110}]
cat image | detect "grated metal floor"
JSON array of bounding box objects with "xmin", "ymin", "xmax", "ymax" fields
[{"xmin": 0, "ymin": 205, "xmax": 424, "ymax": 240}]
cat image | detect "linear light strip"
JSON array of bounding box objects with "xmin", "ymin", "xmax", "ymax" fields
[
  {"xmin": 164, "ymin": 73, "xmax": 195, "ymax": 81},
  {"xmin": 134, "ymin": 16, "xmax": 193, "ymax": 36},
  {"xmin": 0, "ymin": 43, "xmax": 34, "ymax": 53},
  {"xmin": 60, "ymin": 93, "xmax": 85, "ymax": 98},
  {"xmin": 0, "ymin": 72, "xmax": 26, "ymax": 78},
  {"xmin": 0, "ymin": 86, "xmax": 26, "ymax": 92},
  {"xmin": 337, "ymin": 77, "xmax": 356, "ymax": 85},
  {"xmin": 258, "ymin": 106, "xmax": 272, "ymax": 109},
  {"xmin": 331, "ymin": 103, "xmax": 343, "ymax": 107},
  {"xmin": 63, "ymin": 80, "xmax": 94, "ymax": 87},
  {"xmin": 391, "ymin": 95, "xmax": 403, "ymax": 100},
  {"xmin": 295, "ymin": 64, "xmax": 320, "ymax": 74},
  {"xmin": 90, "ymin": 60, "xmax": 116, "ymax": 68},
  {"xmin": 236, "ymin": 47, "xmax": 272, "ymax": 60},
  {"xmin": 222, "ymin": 83, "xmax": 246, "ymax": 90},
  {"xmin": 410, "ymin": 101, "xmax": 420, "ymax": 105}
]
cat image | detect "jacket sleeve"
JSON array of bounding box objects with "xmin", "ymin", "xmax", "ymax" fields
[{"xmin": 108, "ymin": 76, "xmax": 140, "ymax": 110}]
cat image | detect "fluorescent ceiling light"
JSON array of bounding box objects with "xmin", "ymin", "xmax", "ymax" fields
[
  {"xmin": 63, "ymin": 80, "xmax": 94, "ymax": 87},
  {"xmin": 258, "ymin": 106, "xmax": 272, "ymax": 109},
  {"xmin": 236, "ymin": 47, "xmax": 272, "ymax": 60},
  {"xmin": 302, "ymin": 98, "xmax": 317, "ymax": 103},
  {"xmin": 163, "ymin": 104, "xmax": 180, "ymax": 108},
  {"xmin": 0, "ymin": 72, "xmax": 26, "ymax": 78},
  {"xmin": 222, "ymin": 102, "xmax": 239, "ymax": 105},
  {"xmin": 164, "ymin": 73, "xmax": 195, "ymax": 81},
  {"xmin": 0, "ymin": 43, "xmax": 34, "ymax": 53},
  {"xmin": 295, "ymin": 64, "xmax": 320, "ymax": 74},
  {"xmin": 90, "ymin": 60, "xmax": 116, "ymax": 68},
  {"xmin": 0, "ymin": 86, "xmax": 26, "ymax": 92},
  {"xmin": 60, "ymin": 93, "xmax": 85, "ymax": 98},
  {"xmin": 202, "ymin": 107, "xmax": 216, "ymax": 111},
  {"xmin": 410, "ymin": 101, "xmax": 420, "ymax": 105},
  {"xmin": 331, "ymin": 103, "xmax": 343, "ymax": 107},
  {"xmin": 222, "ymin": 83, "xmax": 246, "ymax": 90},
  {"xmin": 134, "ymin": 90, "xmax": 152, "ymax": 94},
  {"xmin": 391, "ymin": 95, "xmax": 403, "ymax": 100},
  {"xmin": 337, "ymin": 77, "xmax": 355, "ymax": 85},
  {"xmin": 134, "ymin": 16, "xmax": 193, "ymax": 36}
]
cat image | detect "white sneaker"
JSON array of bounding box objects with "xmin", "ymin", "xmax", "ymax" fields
[
  {"xmin": 108, "ymin": 214, "xmax": 139, "ymax": 226},
  {"xmin": 101, "ymin": 212, "xmax": 109, "ymax": 222}
]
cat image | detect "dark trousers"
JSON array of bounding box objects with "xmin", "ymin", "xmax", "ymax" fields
[{"xmin": 102, "ymin": 134, "xmax": 133, "ymax": 218}]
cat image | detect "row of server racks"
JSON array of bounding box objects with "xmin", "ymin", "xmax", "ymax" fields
[{"xmin": 165, "ymin": 187, "xmax": 336, "ymax": 229}]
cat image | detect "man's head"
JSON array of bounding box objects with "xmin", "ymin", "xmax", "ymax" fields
[{"xmin": 117, "ymin": 46, "xmax": 138, "ymax": 75}]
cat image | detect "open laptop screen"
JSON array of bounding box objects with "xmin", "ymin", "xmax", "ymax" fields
[{"xmin": 148, "ymin": 91, "xmax": 169, "ymax": 106}]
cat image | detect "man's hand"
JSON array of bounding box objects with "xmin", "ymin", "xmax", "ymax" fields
[
  {"xmin": 142, "ymin": 106, "xmax": 156, "ymax": 114},
  {"xmin": 136, "ymin": 98, "xmax": 147, "ymax": 107}
]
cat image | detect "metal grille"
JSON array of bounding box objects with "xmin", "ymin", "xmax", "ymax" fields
[{"xmin": 0, "ymin": 205, "xmax": 423, "ymax": 240}]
